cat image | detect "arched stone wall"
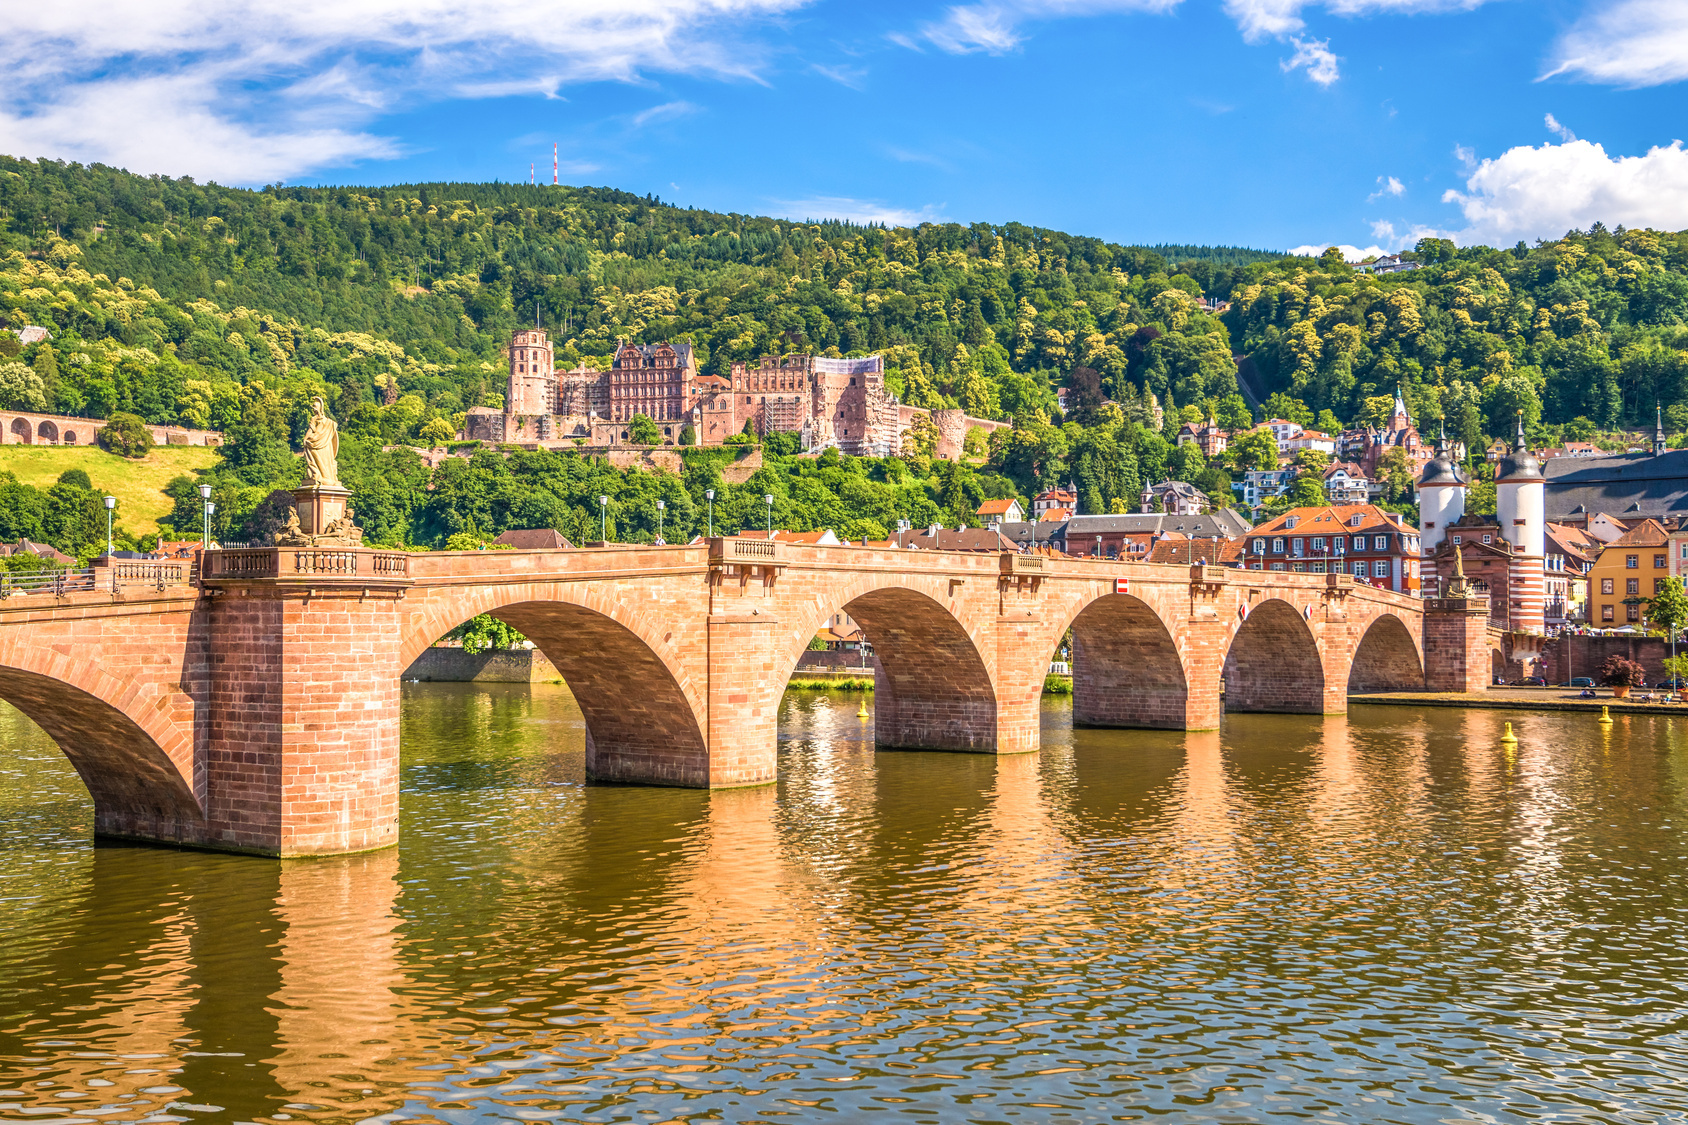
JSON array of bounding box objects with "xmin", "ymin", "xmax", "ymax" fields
[
  {"xmin": 1224, "ymin": 598, "xmax": 1327, "ymax": 714},
  {"xmin": 400, "ymin": 581, "xmax": 710, "ymax": 787},
  {"xmin": 1347, "ymin": 613, "xmax": 1425, "ymax": 693},
  {"xmin": 847, "ymin": 586, "xmax": 998, "ymax": 751},
  {"xmin": 9, "ymin": 417, "xmax": 31, "ymax": 444},
  {"xmin": 36, "ymin": 420, "xmax": 57, "ymax": 444},
  {"xmin": 0, "ymin": 643, "xmax": 200, "ymax": 841},
  {"xmin": 1066, "ymin": 594, "xmax": 1190, "ymax": 729}
]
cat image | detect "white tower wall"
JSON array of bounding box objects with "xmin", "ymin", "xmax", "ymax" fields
[
  {"xmin": 1497, "ymin": 479, "xmax": 1546, "ymax": 558},
  {"xmin": 1419, "ymin": 483, "xmax": 1465, "ymax": 554}
]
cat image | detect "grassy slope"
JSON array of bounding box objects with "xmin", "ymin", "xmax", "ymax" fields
[{"xmin": 0, "ymin": 446, "xmax": 218, "ymax": 535}]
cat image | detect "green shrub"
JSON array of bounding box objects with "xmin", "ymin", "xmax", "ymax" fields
[
  {"xmin": 1043, "ymin": 674, "xmax": 1073, "ymax": 695},
  {"xmin": 97, "ymin": 412, "xmax": 153, "ymax": 458}
]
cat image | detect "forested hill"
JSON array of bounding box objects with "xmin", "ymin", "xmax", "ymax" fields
[
  {"xmin": 0, "ymin": 157, "xmax": 1268, "ymax": 422},
  {"xmin": 1, "ymin": 154, "xmax": 1687, "ymax": 558}
]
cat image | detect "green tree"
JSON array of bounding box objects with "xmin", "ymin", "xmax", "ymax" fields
[
  {"xmin": 418, "ymin": 417, "xmax": 455, "ymax": 446},
  {"xmin": 628, "ymin": 414, "xmax": 661, "ymax": 445},
  {"xmin": 1647, "ymin": 575, "xmax": 1688, "ymax": 637},
  {"xmin": 97, "ymin": 412, "xmax": 154, "ymax": 458},
  {"xmin": 449, "ymin": 613, "xmax": 527, "ymax": 654},
  {"xmin": 1228, "ymin": 428, "xmax": 1279, "ymax": 472},
  {"xmin": 679, "ymin": 422, "xmax": 697, "ymax": 446},
  {"xmin": 0, "ymin": 362, "xmax": 48, "ymax": 412}
]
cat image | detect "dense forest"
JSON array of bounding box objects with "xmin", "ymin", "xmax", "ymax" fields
[{"xmin": 0, "ymin": 155, "xmax": 1685, "ymax": 556}]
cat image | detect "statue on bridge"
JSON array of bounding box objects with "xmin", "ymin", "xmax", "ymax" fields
[
  {"xmin": 302, "ymin": 397, "xmax": 341, "ymax": 488},
  {"xmin": 277, "ymin": 397, "xmax": 363, "ymax": 546}
]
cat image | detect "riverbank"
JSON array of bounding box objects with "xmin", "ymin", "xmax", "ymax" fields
[{"xmin": 1351, "ymin": 688, "xmax": 1688, "ymax": 717}]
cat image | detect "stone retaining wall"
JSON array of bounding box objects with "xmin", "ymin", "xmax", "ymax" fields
[{"xmin": 402, "ymin": 646, "xmax": 560, "ymax": 682}]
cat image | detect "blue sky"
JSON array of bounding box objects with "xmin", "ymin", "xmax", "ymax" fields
[{"xmin": 4, "ymin": 0, "xmax": 1687, "ymax": 255}]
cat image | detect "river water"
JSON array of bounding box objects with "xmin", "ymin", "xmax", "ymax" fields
[{"xmin": 4, "ymin": 687, "xmax": 1688, "ymax": 1124}]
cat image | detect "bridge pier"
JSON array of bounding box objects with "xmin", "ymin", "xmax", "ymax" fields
[{"xmin": 202, "ymin": 552, "xmax": 410, "ymax": 856}]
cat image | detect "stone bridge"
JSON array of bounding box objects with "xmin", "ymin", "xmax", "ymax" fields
[{"xmin": 0, "ymin": 540, "xmax": 1485, "ymax": 857}]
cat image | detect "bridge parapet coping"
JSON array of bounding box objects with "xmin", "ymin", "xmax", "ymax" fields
[{"xmin": 202, "ymin": 546, "xmax": 413, "ymax": 586}]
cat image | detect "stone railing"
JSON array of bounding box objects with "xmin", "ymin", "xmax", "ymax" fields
[
  {"xmin": 203, "ymin": 548, "xmax": 411, "ymax": 582},
  {"xmin": 710, "ymin": 537, "xmax": 782, "ymax": 565}
]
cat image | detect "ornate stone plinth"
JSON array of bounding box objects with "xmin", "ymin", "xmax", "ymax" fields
[{"xmin": 277, "ymin": 483, "xmax": 363, "ymax": 547}]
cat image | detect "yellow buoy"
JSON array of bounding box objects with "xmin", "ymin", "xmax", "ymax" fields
[
  {"xmin": 1599, "ymin": 705, "xmax": 1613, "ymax": 725},
  {"xmin": 857, "ymin": 696, "xmax": 871, "ymax": 719},
  {"xmin": 1500, "ymin": 721, "xmax": 1518, "ymax": 744}
]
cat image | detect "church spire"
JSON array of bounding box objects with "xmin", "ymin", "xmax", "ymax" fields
[{"xmin": 1655, "ymin": 401, "xmax": 1667, "ymax": 457}]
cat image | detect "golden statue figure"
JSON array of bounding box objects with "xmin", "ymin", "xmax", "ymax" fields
[{"xmin": 302, "ymin": 397, "xmax": 340, "ymax": 487}]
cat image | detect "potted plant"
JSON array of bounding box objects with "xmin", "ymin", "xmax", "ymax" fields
[{"xmin": 1600, "ymin": 655, "xmax": 1646, "ymax": 699}]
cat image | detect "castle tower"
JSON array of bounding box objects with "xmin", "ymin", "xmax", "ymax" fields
[
  {"xmin": 1418, "ymin": 423, "xmax": 1468, "ymax": 587},
  {"xmin": 507, "ymin": 328, "xmax": 555, "ymax": 418},
  {"xmin": 1495, "ymin": 411, "xmax": 1546, "ymax": 634}
]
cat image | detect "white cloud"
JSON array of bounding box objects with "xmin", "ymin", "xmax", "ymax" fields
[
  {"xmin": 1282, "ymin": 36, "xmax": 1341, "ymax": 84},
  {"xmin": 1289, "ymin": 242, "xmax": 1391, "ymax": 260},
  {"xmin": 908, "ymin": 0, "xmax": 1494, "ymax": 85},
  {"xmin": 1544, "ymin": 113, "xmax": 1577, "ymax": 142},
  {"xmin": 811, "ymin": 62, "xmax": 869, "ymax": 88},
  {"xmin": 1443, "ymin": 137, "xmax": 1688, "ymax": 245},
  {"xmin": 1225, "ymin": 0, "xmax": 1490, "ymax": 42},
  {"xmin": 0, "ymin": 0, "xmax": 808, "ymax": 184},
  {"xmin": 1368, "ymin": 175, "xmax": 1406, "ymax": 201},
  {"xmin": 913, "ymin": 0, "xmax": 1177, "ymax": 55},
  {"xmin": 767, "ymin": 195, "xmax": 945, "ymax": 226},
  {"xmin": 631, "ymin": 100, "xmax": 701, "ymax": 128},
  {"xmin": 1545, "ymin": 0, "xmax": 1688, "ymax": 87}
]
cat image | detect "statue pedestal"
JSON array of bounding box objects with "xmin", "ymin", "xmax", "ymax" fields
[
  {"xmin": 294, "ymin": 483, "xmax": 351, "ymax": 537},
  {"xmin": 280, "ymin": 483, "xmax": 362, "ymax": 547}
]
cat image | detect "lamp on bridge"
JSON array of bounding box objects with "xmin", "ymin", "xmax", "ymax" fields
[
  {"xmin": 656, "ymin": 499, "xmax": 665, "ymax": 545},
  {"xmin": 764, "ymin": 493, "xmax": 774, "ymax": 535},
  {"xmin": 599, "ymin": 494, "xmax": 608, "ymax": 542},
  {"xmin": 198, "ymin": 483, "xmax": 212, "ymax": 552},
  {"xmin": 705, "ymin": 489, "xmax": 715, "ymax": 537},
  {"xmin": 102, "ymin": 495, "xmax": 115, "ymax": 557}
]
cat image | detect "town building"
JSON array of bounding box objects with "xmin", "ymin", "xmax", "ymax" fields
[
  {"xmin": 1139, "ymin": 479, "xmax": 1209, "ymax": 515},
  {"xmin": 1032, "ymin": 487, "xmax": 1078, "ymax": 519},
  {"xmin": 1029, "ymin": 509, "xmax": 1251, "ymax": 560},
  {"xmin": 493, "ymin": 529, "xmax": 575, "ymax": 550},
  {"xmin": 1338, "ymin": 393, "xmax": 1430, "ymax": 482},
  {"xmin": 975, "ymin": 498, "xmax": 1025, "ymax": 527},
  {"xmin": 1234, "ymin": 468, "xmax": 1297, "ymax": 509},
  {"xmin": 1355, "ymin": 254, "xmax": 1421, "ymax": 275},
  {"xmin": 1545, "ymin": 522, "xmax": 1599, "ymax": 626},
  {"xmin": 1322, "ymin": 461, "xmax": 1372, "ymax": 503},
  {"xmin": 1587, "ymin": 519, "xmax": 1672, "ymax": 627},
  {"xmin": 1175, "ymin": 417, "xmax": 1229, "ymax": 457},
  {"xmin": 1281, "ymin": 428, "xmax": 1337, "ymax": 457},
  {"xmin": 1246, "ymin": 504, "xmax": 1421, "ymax": 592},
  {"xmin": 1545, "ymin": 408, "xmax": 1688, "ymax": 525}
]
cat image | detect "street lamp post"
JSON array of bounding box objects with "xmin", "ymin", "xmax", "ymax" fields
[
  {"xmin": 198, "ymin": 484, "xmax": 212, "ymax": 553},
  {"xmin": 599, "ymin": 494, "xmax": 608, "ymax": 542},
  {"xmin": 705, "ymin": 489, "xmax": 715, "ymax": 537},
  {"xmin": 656, "ymin": 499, "xmax": 665, "ymax": 544},
  {"xmin": 1095, "ymin": 534, "xmax": 1102, "ymax": 559},
  {"xmin": 102, "ymin": 495, "xmax": 116, "ymax": 556},
  {"xmin": 764, "ymin": 493, "xmax": 774, "ymax": 535}
]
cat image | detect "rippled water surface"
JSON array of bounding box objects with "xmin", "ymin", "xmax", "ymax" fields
[{"xmin": 5, "ymin": 687, "xmax": 1688, "ymax": 1124}]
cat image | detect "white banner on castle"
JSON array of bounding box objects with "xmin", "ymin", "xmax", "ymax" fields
[{"xmin": 813, "ymin": 355, "xmax": 882, "ymax": 376}]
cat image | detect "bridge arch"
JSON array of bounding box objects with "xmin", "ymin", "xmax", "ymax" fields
[
  {"xmin": 1347, "ymin": 613, "xmax": 1425, "ymax": 693},
  {"xmin": 1224, "ymin": 597, "xmax": 1326, "ymax": 714},
  {"xmin": 780, "ymin": 574, "xmax": 998, "ymax": 752},
  {"xmin": 36, "ymin": 419, "xmax": 57, "ymax": 444},
  {"xmin": 401, "ymin": 582, "xmax": 709, "ymax": 786},
  {"xmin": 1055, "ymin": 591, "xmax": 1189, "ymax": 730},
  {"xmin": 0, "ymin": 640, "xmax": 200, "ymax": 837},
  {"xmin": 9, "ymin": 417, "xmax": 31, "ymax": 444}
]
